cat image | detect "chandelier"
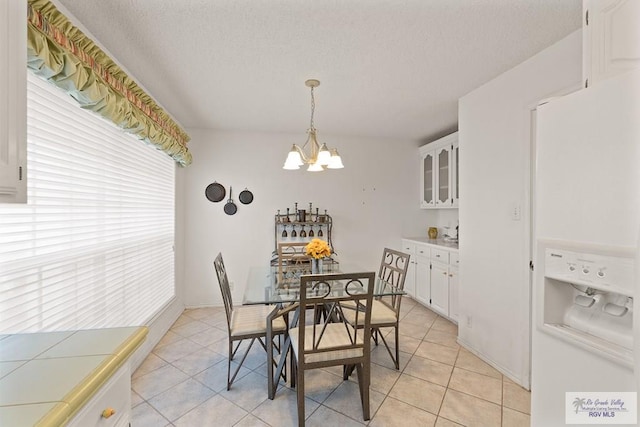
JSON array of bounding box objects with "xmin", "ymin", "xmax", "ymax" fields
[{"xmin": 283, "ymin": 79, "xmax": 344, "ymax": 171}]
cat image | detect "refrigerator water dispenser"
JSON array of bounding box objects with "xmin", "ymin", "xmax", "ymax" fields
[{"xmin": 540, "ymin": 247, "xmax": 634, "ymax": 367}]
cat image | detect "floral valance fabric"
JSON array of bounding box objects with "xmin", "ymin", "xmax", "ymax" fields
[{"xmin": 26, "ymin": 0, "xmax": 192, "ymax": 166}]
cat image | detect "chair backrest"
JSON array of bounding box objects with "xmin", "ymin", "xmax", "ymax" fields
[
  {"xmin": 214, "ymin": 253, "xmax": 233, "ymax": 329},
  {"xmin": 377, "ymin": 248, "xmax": 411, "ymax": 313},
  {"xmin": 297, "ymin": 271, "xmax": 375, "ymax": 365},
  {"xmin": 277, "ymin": 242, "xmax": 311, "ymax": 286}
]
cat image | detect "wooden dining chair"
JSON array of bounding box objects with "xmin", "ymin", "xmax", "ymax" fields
[
  {"xmin": 290, "ymin": 271, "xmax": 375, "ymax": 426},
  {"xmin": 343, "ymin": 248, "xmax": 410, "ymax": 369},
  {"xmin": 213, "ymin": 253, "xmax": 287, "ymax": 391}
]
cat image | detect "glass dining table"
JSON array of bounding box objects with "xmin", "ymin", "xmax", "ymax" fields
[{"xmin": 243, "ymin": 262, "xmax": 405, "ymax": 399}]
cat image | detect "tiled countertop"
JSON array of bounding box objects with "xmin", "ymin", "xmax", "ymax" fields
[
  {"xmin": 0, "ymin": 326, "xmax": 147, "ymax": 427},
  {"xmin": 403, "ymin": 236, "xmax": 459, "ymax": 251}
]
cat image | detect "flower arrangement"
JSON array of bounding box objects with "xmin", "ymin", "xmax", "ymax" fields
[{"xmin": 305, "ymin": 238, "xmax": 331, "ymax": 259}]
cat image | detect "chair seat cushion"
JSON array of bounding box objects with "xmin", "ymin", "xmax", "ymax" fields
[
  {"xmin": 343, "ymin": 300, "xmax": 397, "ymax": 326},
  {"xmin": 230, "ymin": 304, "xmax": 286, "ymax": 337},
  {"xmin": 290, "ymin": 323, "xmax": 364, "ymax": 364}
]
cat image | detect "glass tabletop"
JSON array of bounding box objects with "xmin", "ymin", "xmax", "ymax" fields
[{"xmin": 243, "ymin": 263, "xmax": 404, "ymax": 305}]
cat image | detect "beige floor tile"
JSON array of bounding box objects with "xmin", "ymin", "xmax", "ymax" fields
[
  {"xmin": 398, "ymin": 320, "xmax": 430, "ymax": 340},
  {"xmin": 404, "ymin": 355, "xmax": 453, "ymax": 387},
  {"xmin": 153, "ymin": 337, "xmax": 204, "ymax": 363},
  {"xmin": 388, "ymin": 373, "xmax": 445, "ymax": 414},
  {"xmin": 435, "ymin": 417, "xmax": 464, "ymax": 426},
  {"xmin": 174, "ymin": 394, "xmax": 248, "ymax": 427},
  {"xmin": 502, "ymin": 407, "xmax": 531, "ymax": 427},
  {"xmin": 170, "ymin": 314, "xmax": 193, "ymax": 328},
  {"xmin": 323, "ymin": 380, "xmax": 385, "ymax": 423},
  {"xmin": 131, "ymin": 402, "xmax": 171, "ymax": 427},
  {"xmin": 503, "ymin": 381, "xmax": 531, "ymax": 414},
  {"xmin": 170, "ymin": 346, "xmax": 225, "ymax": 376},
  {"xmin": 365, "ymin": 361, "xmax": 402, "ymax": 395},
  {"xmin": 132, "ymin": 363, "xmax": 190, "ymax": 400},
  {"xmin": 414, "ymin": 341, "xmax": 459, "ymax": 366},
  {"xmin": 199, "ymin": 311, "xmax": 229, "ymax": 328},
  {"xmin": 193, "ymin": 359, "xmax": 251, "ymax": 393},
  {"xmin": 208, "ymin": 337, "xmax": 231, "ymax": 356},
  {"xmin": 234, "ymin": 414, "xmax": 271, "ymax": 427},
  {"xmin": 379, "ymin": 330, "xmax": 422, "ymax": 355},
  {"xmin": 252, "ymin": 387, "xmax": 320, "ymax": 427},
  {"xmin": 148, "ymin": 378, "xmax": 216, "ymax": 421},
  {"xmin": 307, "ymin": 405, "xmax": 367, "ymax": 426},
  {"xmin": 455, "ymin": 349, "xmax": 502, "ymax": 379},
  {"xmin": 298, "ymin": 368, "xmax": 344, "ymax": 403},
  {"xmin": 131, "ymin": 389, "xmax": 144, "ymax": 407},
  {"xmin": 132, "ymin": 352, "xmax": 167, "ymax": 379},
  {"xmin": 370, "ymin": 345, "xmax": 411, "ymax": 371},
  {"xmin": 401, "ymin": 309, "xmax": 438, "ymax": 327},
  {"xmin": 184, "ymin": 307, "xmax": 223, "ymax": 320},
  {"xmin": 431, "ymin": 317, "xmax": 458, "ymax": 335},
  {"xmin": 220, "ymin": 371, "xmax": 272, "ymax": 412},
  {"xmin": 448, "ymin": 367, "xmax": 502, "ymax": 404},
  {"xmin": 440, "ymin": 389, "xmax": 502, "ymax": 427},
  {"xmin": 154, "ymin": 330, "xmax": 183, "ymax": 349},
  {"xmin": 370, "ymin": 396, "xmax": 437, "ymax": 427},
  {"xmin": 187, "ymin": 326, "xmax": 228, "ymax": 347},
  {"xmin": 424, "ymin": 330, "xmax": 460, "ymax": 349},
  {"xmin": 171, "ymin": 319, "xmax": 212, "ymax": 338}
]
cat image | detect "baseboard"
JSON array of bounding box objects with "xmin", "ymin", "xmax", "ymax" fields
[
  {"xmin": 456, "ymin": 336, "xmax": 530, "ymax": 390},
  {"xmin": 130, "ymin": 297, "xmax": 185, "ymax": 371}
]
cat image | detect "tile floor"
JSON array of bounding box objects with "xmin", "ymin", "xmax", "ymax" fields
[{"xmin": 131, "ymin": 298, "xmax": 531, "ymax": 426}]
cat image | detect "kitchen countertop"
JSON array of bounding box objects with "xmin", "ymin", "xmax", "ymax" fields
[
  {"xmin": 403, "ymin": 237, "xmax": 459, "ymax": 250},
  {"xmin": 0, "ymin": 326, "xmax": 147, "ymax": 427}
]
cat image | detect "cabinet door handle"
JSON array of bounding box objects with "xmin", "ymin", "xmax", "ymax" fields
[
  {"xmin": 435, "ymin": 254, "xmax": 440, "ymax": 257},
  {"xmin": 442, "ymin": 272, "xmax": 447, "ymax": 276},
  {"xmin": 102, "ymin": 408, "xmax": 116, "ymax": 419},
  {"xmin": 449, "ymin": 274, "xmax": 453, "ymax": 277}
]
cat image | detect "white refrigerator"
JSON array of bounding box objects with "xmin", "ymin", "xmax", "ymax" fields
[{"xmin": 532, "ymin": 69, "xmax": 640, "ymax": 426}]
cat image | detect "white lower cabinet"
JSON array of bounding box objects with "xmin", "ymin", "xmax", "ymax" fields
[
  {"xmin": 400, "ymin": 239, "xmax": 459, "ymax": 322},
  {"xmin": 68, "ymin": 364, "xmax": 131, "ymax": 427},
  {"xmin": 430, "ymin": 261, "xmax": 449, "ymax": 316},
  {"xmin": 414, "ymin": 253, "xmax": 431, "ymax": 306},
  {"xmin": 449, "ymin": 265, "xmax": 459, "ymax": 322}
]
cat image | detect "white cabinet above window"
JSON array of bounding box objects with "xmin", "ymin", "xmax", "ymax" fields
[
  {"xmin": 420, "ymin": 132, "xmax": 458, "ymax": 209},
  {"xmin": 0, "ymin": 0, "xmax": 27, "ymax": 203}
]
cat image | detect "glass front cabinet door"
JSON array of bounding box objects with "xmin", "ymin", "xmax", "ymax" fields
[
  {"xmin": 419, "ymin": 132, "xmax": 458, "ymax": 209},
  {"xmin": 420, "ymin": 150, "xmax": 435, "ymax": 207}
]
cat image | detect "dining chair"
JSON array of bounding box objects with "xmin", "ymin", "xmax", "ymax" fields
[
  {"xmin": 343, "ymin": 248, "xmax": 410, "ymax": 370},
  {"xmin": 290, "ymin": 271, "xmax": 375, "ymax": 426},
  {"xmin": 277, "ymin": 242, "xmax": 311, "ymax": 286},
  {"xmin": 213, "ymin": 253, "xmax": 287, "ymax": 391}
]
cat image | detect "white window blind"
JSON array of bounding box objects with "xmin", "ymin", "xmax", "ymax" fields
[{"xmin": 0, "ymin": 72, "xmax": 176, "ymax": 333}]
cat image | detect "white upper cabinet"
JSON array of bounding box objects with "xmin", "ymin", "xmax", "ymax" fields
[
  {"xmin": 0, "ymin": 0, "xmax": 27, "ymax": 203},
  {"xmin": 419, "ymin": 132, "xmax": 458, "ymax": 209},
  {"xmin": 583, "ymin": 0, "xmax": 640, "ymax": 87}
]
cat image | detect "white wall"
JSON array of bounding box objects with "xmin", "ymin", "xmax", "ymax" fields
[
  {"xmin": 458, "ymin": 30, "xmax": 582, "ymax": 387},
  {"xmin": 180, "ymin": 129, "xmax": 430, "ymax": 307}
]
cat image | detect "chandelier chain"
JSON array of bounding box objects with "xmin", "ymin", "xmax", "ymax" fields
[{"xmin": 309, "ymin": 86, "xmax": 315, "ymax": 130}]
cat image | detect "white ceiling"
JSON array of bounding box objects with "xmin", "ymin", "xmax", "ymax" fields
[{"xmin": 56, "ymin": 0, "xmax": 581, "ymax": 143}]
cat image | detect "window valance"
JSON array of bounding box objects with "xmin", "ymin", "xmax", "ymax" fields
[{"xmin": 26, "ymin": 0, "xmax": 192, "ymax": 166}]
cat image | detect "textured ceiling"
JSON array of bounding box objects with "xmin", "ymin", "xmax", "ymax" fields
[{"xmin": 55, "ymin": 0, "xmax": 581, "ymax": 142}]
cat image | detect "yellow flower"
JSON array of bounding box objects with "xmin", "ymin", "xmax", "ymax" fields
[{"xmin": 305, "ymin": 238, "xmax": 331, "ymax": 259}]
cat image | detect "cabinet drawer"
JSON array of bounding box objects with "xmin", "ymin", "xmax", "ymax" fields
[
  {"xmin": 68, "ymin": 364, "xmax": 131, "ymax": 427},
  {"xmin": 431, "ymin": 248, "xmax": 449, "ymax": 263},
  {"xmin": 401, "ymin": 240, "xmax": 417, "ymax": 255},
  {"xmin": 415, "ymin": 244, "xmax": 430, "ymax": 258},
  {"xmin": 450, "ymin": 252, "xmax": 459, "ymax": 266}
]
